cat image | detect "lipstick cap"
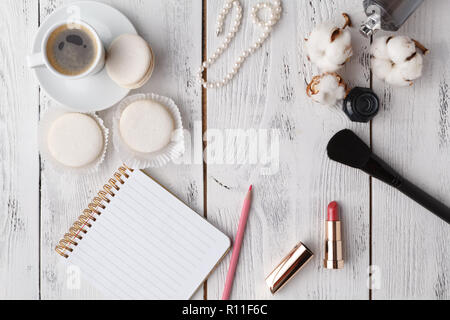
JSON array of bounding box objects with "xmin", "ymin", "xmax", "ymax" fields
[{"xmin": 265, "ymin": 242, "xmax": 314, "ymax": 294}]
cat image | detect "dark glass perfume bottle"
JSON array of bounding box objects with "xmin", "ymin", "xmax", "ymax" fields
[{"xmin": 360, "ymin": 0, "xmax": 424, "ymax": 37}]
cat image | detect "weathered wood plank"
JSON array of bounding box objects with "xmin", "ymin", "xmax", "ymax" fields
[
  {"xmin": 206, "ymin": 0, "xmax": 371, "ymax": 299},
  {"xmin": 0, "ymin": 0, "xmax": 40, "ymax": 300},
  {"xmin": 372, "ymin": 0, "xmax": 450, "ymax": 300},
  {"xmin": 39, "ymin": 0, "xmax": 203, "ymax": 299}
]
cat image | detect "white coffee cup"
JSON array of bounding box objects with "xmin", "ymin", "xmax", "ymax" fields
[{"xmin": 27, "ymin": 21, "xmax": 105, "ymax": 80}]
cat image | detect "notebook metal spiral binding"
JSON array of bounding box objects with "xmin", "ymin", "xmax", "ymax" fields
[{"xmin": 55, "ymin": 165, "xmax": 134, "ymax": 258}]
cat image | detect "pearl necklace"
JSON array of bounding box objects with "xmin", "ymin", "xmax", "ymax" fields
[{"xmin": 198, "ymin": 0, "xmax": 282, "ymax": 89}]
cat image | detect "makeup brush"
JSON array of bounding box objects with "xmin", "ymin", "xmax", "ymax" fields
[{"xmin": 327, "ymin": 129, "xmax": 450, "ymax": 224}]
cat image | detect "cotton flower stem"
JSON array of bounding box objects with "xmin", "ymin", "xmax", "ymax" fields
[
  {"xmin": 342, "ymin": 13, "xmax": 352, "ymax": 29},
  {"xmin": 306, "ymin": 75, "xmax": 321, "ymax": 96},
  {"xmin": 412, "ymin": 39, "xmax": 429, "ymax": 55}
]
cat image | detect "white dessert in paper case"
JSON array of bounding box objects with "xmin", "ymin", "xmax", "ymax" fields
[
  {"xmin": 39, "ymin": 109, "xmax": 109, "ymax": 175},
  {"xmin": 120, "ymin": 99, "xmax": 175, "ymax": 154},
  {"xmin": 113, "ymin": 93, "xmax": 185, "ymax": 169},
  {"xmin": 47, "ymin": 114, "xmax": 103, "ymax": 167}
]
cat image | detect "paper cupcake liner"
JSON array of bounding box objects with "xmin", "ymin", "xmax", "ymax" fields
[
  {"xmin": 112, "ymin": 93, "xmax": 185, "ymax": 169},
  {"xmin": 38, "ymin": 108, "xmax": 109, "ymax": 176}
]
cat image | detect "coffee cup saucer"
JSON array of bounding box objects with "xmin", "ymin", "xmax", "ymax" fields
[{"xmin": 32, "ymin": 1, "xmax": 137, "ymax": 112}]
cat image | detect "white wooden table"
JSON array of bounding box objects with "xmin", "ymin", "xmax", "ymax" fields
[{"xmin": 1, "ymin": 0, "xmax": 449, "ymax": 300}]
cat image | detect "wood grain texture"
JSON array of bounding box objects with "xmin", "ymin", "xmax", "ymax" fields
[
  {"xmin": 2, "ymin": 0, "xmax": 449, "ymax": 300},
  {"xmin": 371, "ymin": 0, "xmax": 450, "ymax": 300},
  {"xmin": 0, "ymin": 0, "xmax": 40, "ymax": 300},
  {"xmin": 39, "ymin": 0, "xmax": 203, "ymax": 299},
  {"xmin": 205, "ymin": 0, "xmax": 371, "ymax": 300}
]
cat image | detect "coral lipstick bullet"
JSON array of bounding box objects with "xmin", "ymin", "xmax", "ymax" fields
[
  {"xmin": 327, "ymin": 201, "xmax": 340, "ymax": 221},
  {"xmin": 324, "ymin": 201, "xmax": 344, "ymax": 269}
]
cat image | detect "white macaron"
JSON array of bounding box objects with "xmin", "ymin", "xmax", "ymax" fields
[
  {"xmin": 47, "ymin": 113, "xmax": 104, "ymax": 168},
  {"xmin": 106, "ymin": 34, "xmax": 155, "ymax": 89},
  {"xmin": 119, "ymin": 99, "xmax": 175, "ymax": 154}
]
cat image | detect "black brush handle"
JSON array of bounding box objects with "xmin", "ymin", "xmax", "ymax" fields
[
  {"xmin": 364, "ymin": 155, "xmax": 450, "ymax": 224},
  {"xmin": 397, "ymin": 179, "xmax": 450, "ymax": 224}
]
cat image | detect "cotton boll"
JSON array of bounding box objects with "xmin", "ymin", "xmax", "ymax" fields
[
  {"xmin": 307, "ymin": 23, "xmax": 336, "ymax": 53},
  {"xmin": 386, "ymin": 36, "xmax": 416, "ymax": 64},
  {"xmin": 327, "ymin": 31, "xmax": 353, "ymax": 66},
  {"xmin": 307, "ymin": 73, "xmax": 348, "ymax": 106},
  {"xmin": 305, "ymin": 14, "xmax": 353, "ymax": 73},
  {"xmin": 371, "ymin": 36, "xmax": 390, "ymax": 59},
  {"xmin": 398, "ymin": 53, "xmax": 423, "ymax": 81},
  {"xmin": 371, "ymin": 35, "xmax": 428, "ymax": 87},
  {"xmin": 306, "ymin": 23, "xmax": 340, "ymax": 71},
  {"xmin": 371, "ymin": 57, "xmax": 393, "ymax": 81},
  {"xmin": 385, "ymin": 69, "xmax": 412, "ymax": 87}
]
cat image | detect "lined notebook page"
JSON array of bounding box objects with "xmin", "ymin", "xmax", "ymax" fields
[{"xmin": 67, "ymin": 170, "xmax": 230, "ymax": 300}]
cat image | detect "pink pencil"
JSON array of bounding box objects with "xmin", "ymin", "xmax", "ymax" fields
[{"xmin": 222, "ymin": 185, "xmax": 253, "ymax": 300}]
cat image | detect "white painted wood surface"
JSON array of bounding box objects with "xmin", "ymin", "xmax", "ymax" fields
[
  {"xmin": 0, "ymin": 0, "xmax": 40, "ymax": 300},
  {"xmin": 372, "ymin": 0, "xmax": 450, "ymax": 300},
  {"xmin": 0, "ymin": 0, "xmax": 448, "ymax": 300},
  {"xmin": 206, "ymin": 0, "xmax": 371, "ymax": 300}
]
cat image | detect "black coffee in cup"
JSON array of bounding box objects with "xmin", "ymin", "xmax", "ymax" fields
[{"xmin": 46, "ymin": 24, "xmax": 98, "ymax": 76}]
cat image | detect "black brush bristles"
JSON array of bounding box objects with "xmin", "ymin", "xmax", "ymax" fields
[{"xmin": 327, "ymin": 129, "xmax": 372, "ymax": 169}]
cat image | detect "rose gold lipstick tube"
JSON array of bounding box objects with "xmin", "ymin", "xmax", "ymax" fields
[
  {"xmin": 324, "ymin": 202, "xmax": 344, "ymax": 269},
  {"xmin": 266, "ymin": 242, "xmax": 314, "ymax": 294}
]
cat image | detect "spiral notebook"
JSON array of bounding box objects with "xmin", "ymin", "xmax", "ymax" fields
[{"xmin": 56, "ymin": 165, "xmax": 230, "ymax": 300}]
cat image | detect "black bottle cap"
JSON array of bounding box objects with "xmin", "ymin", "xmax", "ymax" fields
[{"xmin": 343, "ymin": 87, "xmax": 380, "ymax": 123}]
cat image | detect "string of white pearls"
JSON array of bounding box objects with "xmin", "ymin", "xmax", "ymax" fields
[{"xmin": 198, "ymin": 0, "xmax": 282, "ymax": 89}]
